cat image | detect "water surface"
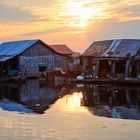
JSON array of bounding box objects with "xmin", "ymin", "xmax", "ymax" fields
[{"xmin": 0, "ymin": 80, "xmax": 140, "ymax": 140}]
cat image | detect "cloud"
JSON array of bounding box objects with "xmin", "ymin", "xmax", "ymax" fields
[
  {"xmin": 100, "ymin": 1, "xmax": 140, "ymax": 21},
  {"xmin": 21, "ymin": 27, "xmax": 67, "ymax": 36},
  {"xmin": 0, "ymin": 4, "xmax": 38, "ymax": 22},
  {"xmin": 18, "ymin": 26, "xmax": 87, "ymax": 38},
  {"xmin": 0, "ymin": 0, "xmax": 140, "ymax": 53},
  {"xmin": 1, "ymin": 0, "xmax": 140, "ymax": 25},
  {"xmin": 81, "ymin": 0, "xmax": 140, "ymax": 22}
]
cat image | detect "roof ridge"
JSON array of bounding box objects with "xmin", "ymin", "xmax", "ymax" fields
[
  {"xmin": 93, "ymin": 39, "xmax": 140, "ymax": 43},
  {"xmin": 49, "ymin": 44, "xmax": 73, "ymax": 55},
  {"xmin": 1, "ymin": 39, "xmax": 40, "ymax": 44},
  {"xmin": 49, "ymin": 44, "xmax": 67, "ymax": 46}
]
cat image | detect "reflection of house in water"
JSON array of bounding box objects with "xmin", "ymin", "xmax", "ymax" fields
[
  {"xmin": 80, "ymin": 84, "xmax": 140, "ymax": 120},
  {"xmin": 20, "ymin": 80, "xmax": 60, "ymax": 114},
  {"xmin": 0, "ymin": 83, "xmax": 33, "ymax": 113},
  {"xmin": 0, "ymin": 80, "xmax": 66, "ymax": 114}
]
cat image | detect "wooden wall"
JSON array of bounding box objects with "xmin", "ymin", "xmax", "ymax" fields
[
  {"xmin": 55, "ymin": 54, "xmax": 71, "ymax": 70},
  {"xmin": 22, "ymin": 42, "xmax": 53, "ymax": 56},
  {"xmin": 18, "ymin": 42, "xmax": 71, "ymax": 77},
  {"xmin": 19, "ymin": 55, "xmax": 54, "ymax": 77}
]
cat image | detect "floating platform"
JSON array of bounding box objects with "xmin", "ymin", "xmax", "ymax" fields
[
  {"xmin": 70, "ymin": 78, "xmax": 140, "ymax": 85},
  {"xmin": 0, "ymin": 77, "xmax": 11, "ymax": 83}
]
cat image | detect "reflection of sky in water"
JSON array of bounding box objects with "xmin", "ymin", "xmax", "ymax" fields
[
  {"xmin": 91, "ymin": 105, "xmax": 140, "ymax": 120},
  {"xmin": 0, "ymin": 100, "xmax": 33, "ymax": 113},
  {"xmin": 55, "ymin": 92, "xmax": 88, "ymax": 113},
  {"xmin": 66, "ymin": 92, "xmax": 83, "ymax": 107}
]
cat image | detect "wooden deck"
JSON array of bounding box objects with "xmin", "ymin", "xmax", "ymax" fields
[
  {"xmin": 70, "ymin": 78, "xmax": 140, "ymax": 85},
  {"xmin": 0, "ymin": 77, "xmax": 11, "ymax": 83}
]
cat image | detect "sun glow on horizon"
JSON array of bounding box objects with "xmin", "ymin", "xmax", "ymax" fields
[
  {"xmin": 64, "ymin": 1, "xmax": 101, "ymax": 28},
  {"xmin": 0, "ymin": 0, "xmax": 140, "ymax": 53}
]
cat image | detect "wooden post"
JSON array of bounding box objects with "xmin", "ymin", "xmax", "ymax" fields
[
  {"xmin": 111, "ymin": 61, "xmax": 116, "ymax": 77},
  {"xmin": 83, "ymin": 57, "xmax": 87, "ymax": 72},
  {"xmin": 136, "ymin": 88, "xmax": 140, "ymax": 102},
  {"xmin": 95, "ymin": 60, "xmax": 99, "ymax": 78},
  {"xmin": 112, "ymin": 88, "xmax": 116, "ymax": 101},
  {"xmin": 125, "ymin": 59, "xmax": 130, "ymax": 78},
  {"xmin": 1, "ymin": 62, "xmax": 4, "ymax": 78},
  {"xmin": 94, "ymin": 85, "xmax": 100, "ymax": 104},
  {"xmin": 0, "ymin": 62, "xmax": 2, "ymax": 81},
  {"xmin": 125, "ymin": 88, "xmax": 131, "ymax": 104},
  {"xmin": 137, "ymin": 61, "xmax": 140, "ymax": 79}
]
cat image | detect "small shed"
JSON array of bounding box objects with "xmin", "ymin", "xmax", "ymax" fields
[
  {"xmin": 49, "ymin": 44, "xmax": 74, "ymax": 71},
  {"xmin": 82, "ymin": 39, "xmax": 140, "ymax": 79}
]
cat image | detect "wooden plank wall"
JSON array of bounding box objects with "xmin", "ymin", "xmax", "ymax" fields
[
  {"xmin": 19, "ymin": 55, "xmax": 55, "ymax": 77},
  {"xmin": 55, "ymin": 54, "xmax": 69, "ymax": 70}
]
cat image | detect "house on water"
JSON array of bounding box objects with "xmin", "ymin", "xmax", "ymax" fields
[
  {"xmin": 0, "ymin": 39, "xmax": 75, "ymax": 80},
  {"xmin": 82, "ymin": 39, "xmax": 140, "ymax": 80},
  {"xmin": 49, "ymin": 44, "xmax": 74, "ymax": 71},
  {"xmin": 48, "ymin": 44, "xmax": 75, "ymax": 82},
  {"xmin": 49, "ymin": 44, "xmax": 81, "ymax": 77},
  {"xmin": 0, "ymin": 39, "xmax": 56, "ymax": 79}
]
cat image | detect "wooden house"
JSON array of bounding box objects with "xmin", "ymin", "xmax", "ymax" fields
[
  {"xmin": 82, "ymin": 39, "xmax": 140, "ymax": 80},
  {"xmin": 49, "ymin": 44, "xmax": 82, "ymax": 77},
  {"xmin": 0, "ymin": 40, "xmax": 75, "ymax": 79},
  {"xmin": 49, "ymin": 44, "xmax": 74, "ymax": 71},
  {"xmin": 0, "ymin": 39, "xmax": 56, "ymax": 78},
  {"xmin": 0, "ymin": 39, "xmax": 58, "ymax": 79}
]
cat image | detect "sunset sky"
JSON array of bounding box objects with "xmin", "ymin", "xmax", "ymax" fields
[{"xmin": 0, "ymin": 0, "xmax": 140, "ymax": 53}]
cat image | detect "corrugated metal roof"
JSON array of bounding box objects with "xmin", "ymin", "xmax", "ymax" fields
[
  {"xmin": 108, "ymin": 39, "xmax": 140, "ymax": 57},
  {"xmin": 83, "ymin": 39, "xmax": 140, "ymax": 58},
  {"xmin": 49, "ymin": 44, "xmax": 73, "ymax": 55},
  {"xmin": 82, "ymin": 40, "xmax": 113, "ymax": 57},
  {"xmin": 0, "ymin": 39, "xmax": 39, "ymax": 56},
  {"xmin": 0, "ymin": 56, "xmax": 14, "ymax": 62}
]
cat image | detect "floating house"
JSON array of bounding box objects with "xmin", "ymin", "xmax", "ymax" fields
[
  {"xmin": 49, "ymin": 44, "xmax": 74, "ymax": 70},
  {"xmin": 0, "ymin": 39, "xmax": 74, "ymax": 79},
  {"xmin": 0, "ymin": 39, "xmax": 55, "ymax": 78},
  {"xmin": 49, "ymin": 44, "xmax": 81, "ymax": 77},
  {"xmin": 82, "ymin": 39, "xmax": 140, "ymax": 80}
]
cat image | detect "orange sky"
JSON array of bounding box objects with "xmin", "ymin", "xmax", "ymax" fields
[{"xmin": 0, "ymin": 0, "xmax": 140, "ymax": 53}]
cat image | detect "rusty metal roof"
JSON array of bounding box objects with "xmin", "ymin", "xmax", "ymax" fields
[
  {"xmin": 83, "ymin": 39, "xmax": 140, "ymax": 58},
  {"xmin": 49, "ymin": 44, "xmax": 73, "ymax": 55},
  {"xmin": 83, "ymin": 40, "xmax": 113, "ymax": 57}
]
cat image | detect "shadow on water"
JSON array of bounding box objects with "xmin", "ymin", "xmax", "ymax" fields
[
  {"xmin": 0, "ymin": 80, "xmax": 70, "ymax": 114},
  {"xmin": 0, "ymin": 80, "xmax": 140, "ymax": 120}
]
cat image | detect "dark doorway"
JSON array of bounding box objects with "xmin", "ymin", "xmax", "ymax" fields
[{"xmin": 99, "ymin": 60, "xmax": 111, "ymax": 78}]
